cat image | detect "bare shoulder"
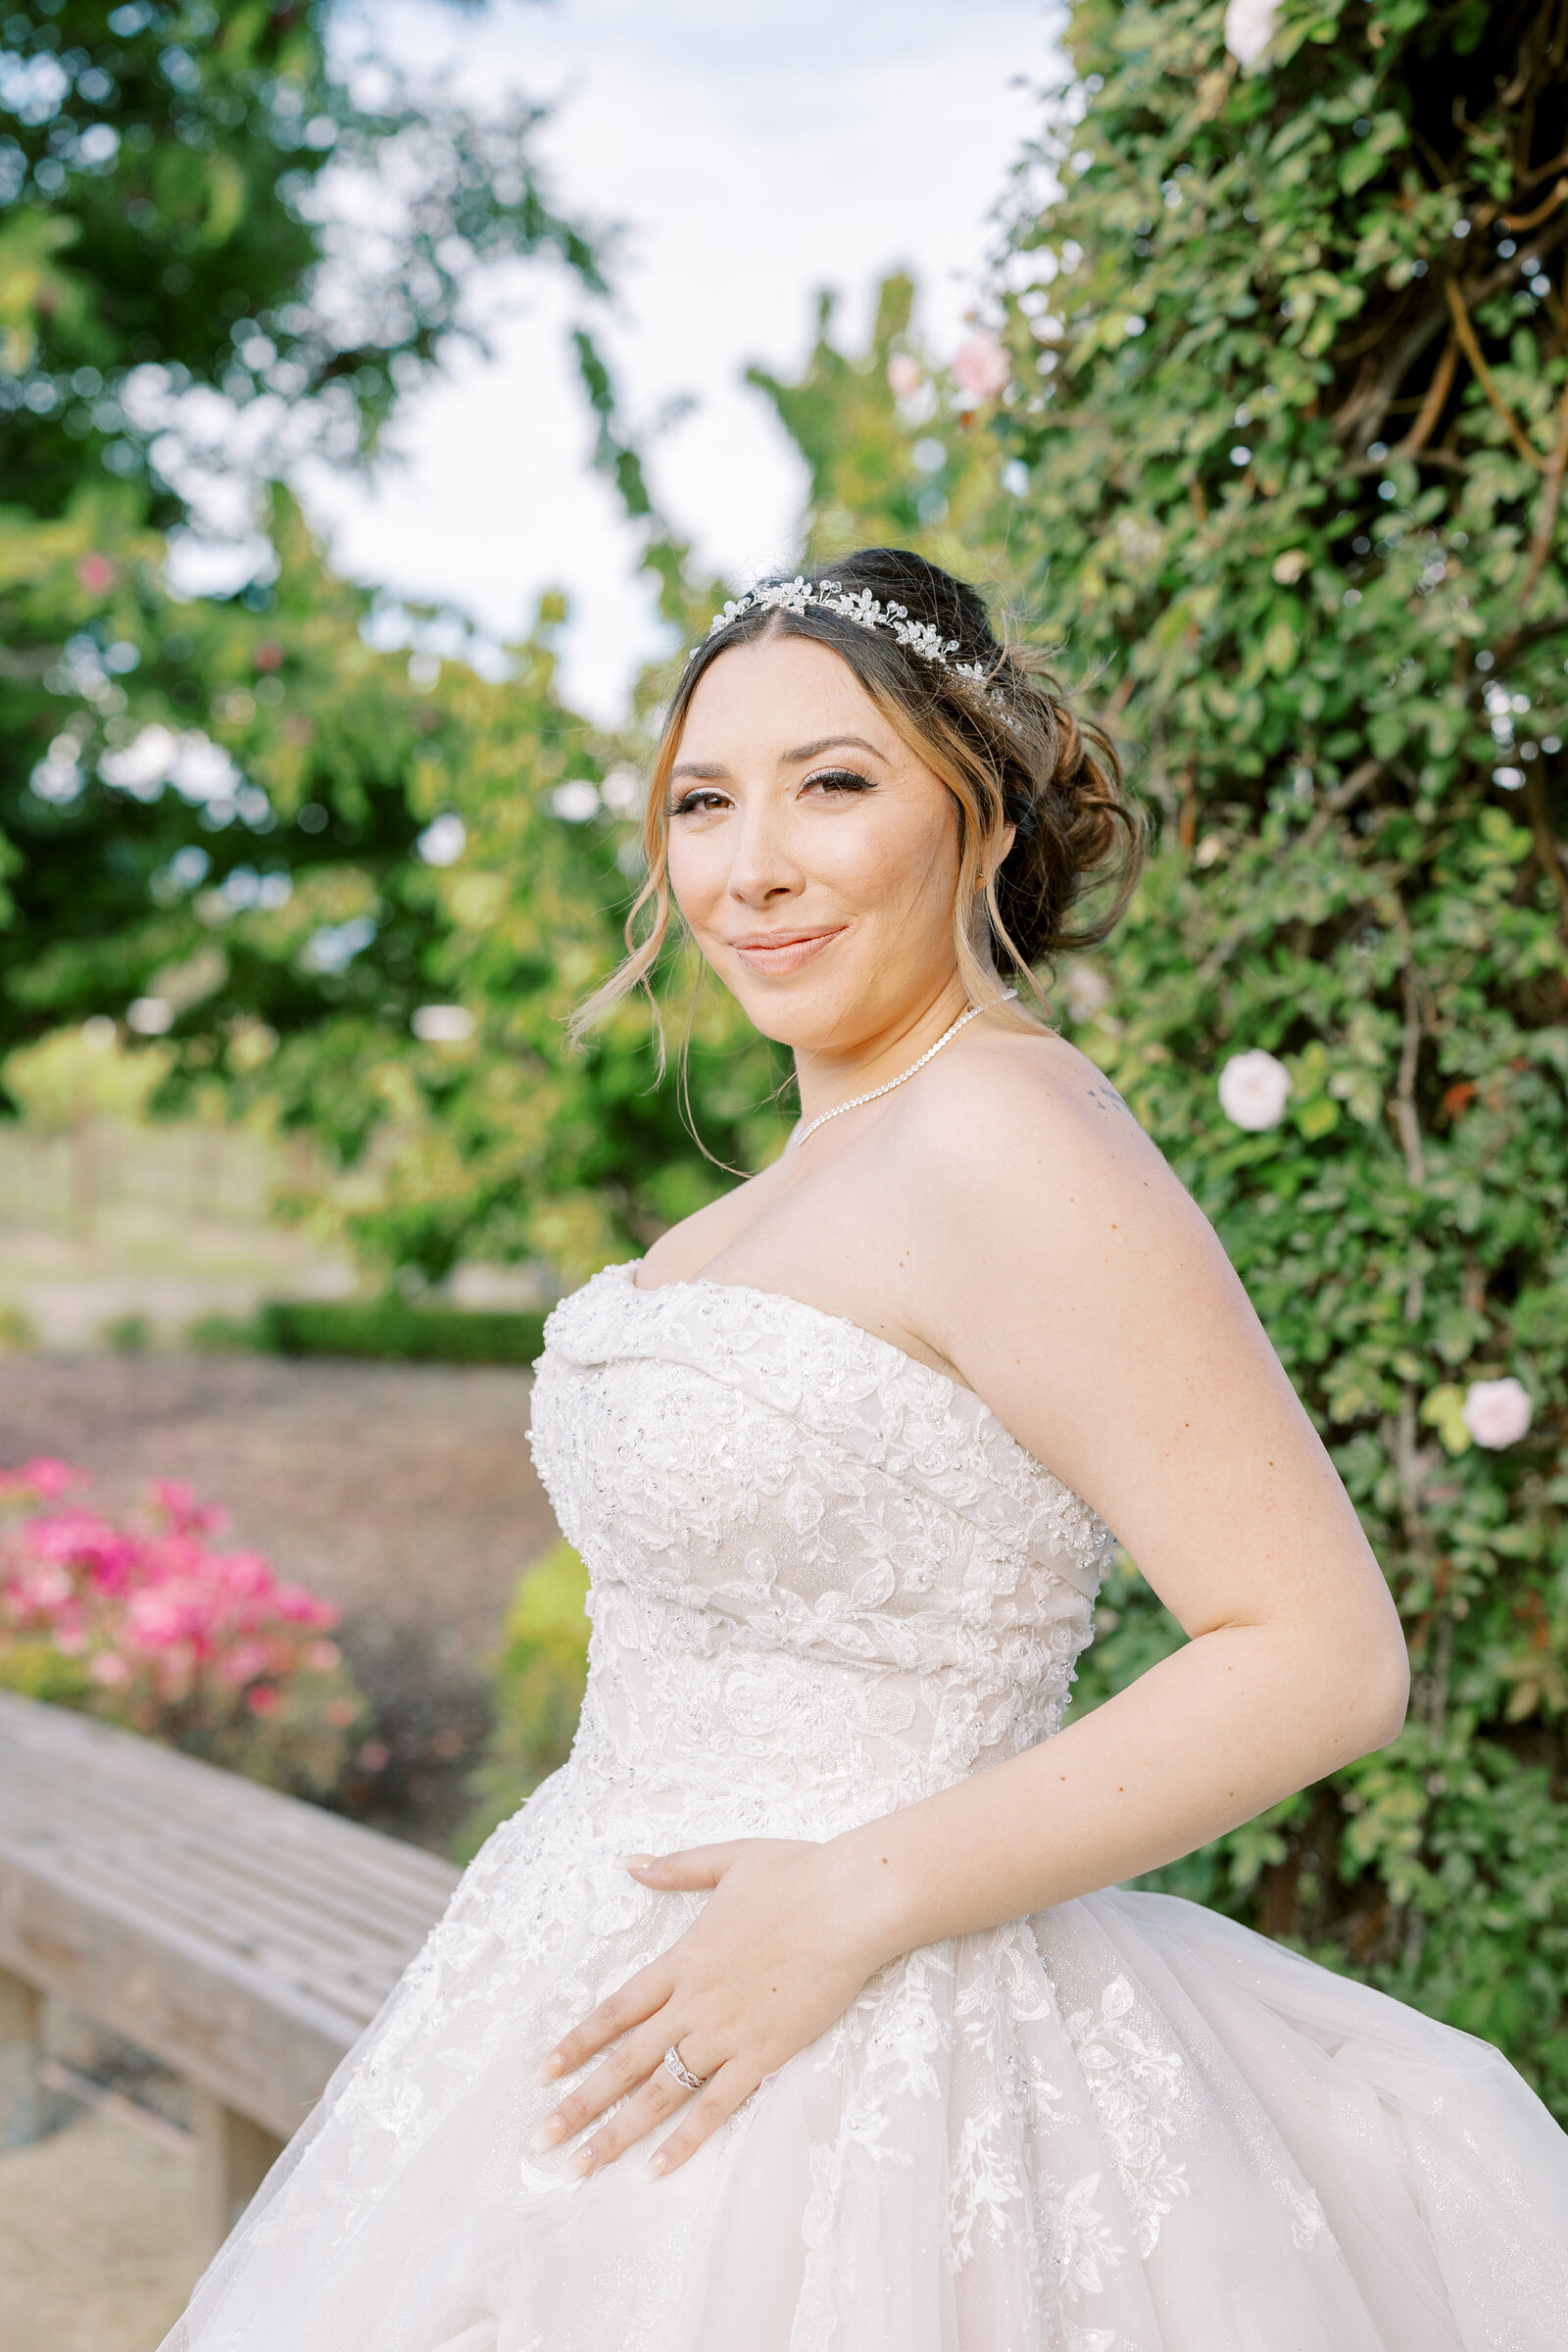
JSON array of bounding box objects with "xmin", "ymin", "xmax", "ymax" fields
[
  {"xmin": 895, "ymin": 1018, "xmax": 1253, "ymax": 1409},
  {"xmin": 901, "ymin": 1019, "xmax": 1192, "ymax": 1226}
]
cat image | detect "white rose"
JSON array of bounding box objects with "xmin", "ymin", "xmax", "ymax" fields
[
  {"xmin": 1461, "ymin": 1378, "xmax": 1534, "ymax": 1450},
  {"xmin": 1218, "ymin": 1049, "xmax": 1292, "ymax": 1131},
  {"xmin": 1224, "ymin": 0, "xmax": 1279, "ymax": 69}
]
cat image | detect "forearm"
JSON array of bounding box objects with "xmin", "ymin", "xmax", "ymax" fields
[{"xmin": 828, "ymin": 1619, "xmax": 1407, "ymax": 1965}]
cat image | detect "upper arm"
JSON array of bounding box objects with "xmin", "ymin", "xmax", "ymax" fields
[{"xmin": 908, "ymin": 1050, "xmax": 1403, "ymax": 1676}]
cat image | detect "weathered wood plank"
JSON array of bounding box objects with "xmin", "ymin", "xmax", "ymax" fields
[{"xmin": 0, "ymin": 1693, "xmax": 460, "ymax": 2138}]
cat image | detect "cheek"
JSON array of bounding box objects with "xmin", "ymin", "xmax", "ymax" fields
[
  {"xmin": 665, "ymin": 830, "xmax": 718, "ymax": 923},
  {"xmin": 833, "ymin": 800, "xmax": 956, "ymax": 917}
]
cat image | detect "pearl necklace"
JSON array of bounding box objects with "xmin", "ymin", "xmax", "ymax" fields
[{"xmin": 790, "ymin": 990, "xmax": 1017, "ymax": 1151}]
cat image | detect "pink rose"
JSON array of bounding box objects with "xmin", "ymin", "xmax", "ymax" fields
[
  {"xmin": 1217, "ymin": 1049, "xmax": 1292, "ymax": 1131},
  {"xmin": 953, "ymin": 334, "xmax": 1009, "ymax": 404},
  {"xmin": 1461, "ymin": 1378, "xmax": 1533, "ymax": 1449},
  {"xmin": 246, "ymin": 1685, "xmax": 282, "ymax": 1717},
  {"xmin": 887, "ymin": 354, "xmax": 923, "ymax": 401},
  {"xmin": 76, "ymin": 553, "xmax": 116, "ymax": 595},
  {"xmin": 88, "ymin": 1651, "xmax": 132, "ymax": 1688}
]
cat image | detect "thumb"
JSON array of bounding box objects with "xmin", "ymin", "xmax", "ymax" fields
[{"xmin": 623, "ymin": 1842, "xmax": 737, "ymax": 1890}]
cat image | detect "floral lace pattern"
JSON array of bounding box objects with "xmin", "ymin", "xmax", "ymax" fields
[{"xmin": 161, "ymin": 1258, "xmax": 1568, "ymax": 2352}]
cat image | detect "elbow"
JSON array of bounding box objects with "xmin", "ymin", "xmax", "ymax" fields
[{"xmin": 1350, "ymin": 1635, "xmax": 1410, "ymax": 1757}]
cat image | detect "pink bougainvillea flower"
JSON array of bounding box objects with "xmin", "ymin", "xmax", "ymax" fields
[
  {"xmin": 953, "ymin": 334, "xmax": 1009, "ymax": 403},
  {"xmin": 220, "ymin": 1639, "xmax": 270, "ymax": 1687},
  {"xmin": 2, "ymin": 1461, "xmax": 354, "ymax": 1766},
  {"xmin": 275, "ymin": 1581, "xmax": 338, "ymax": 1628},
  {"xmin": 5, "ymin": 1458, "xmax": 79, "ymax": 1500},
  {"xmin": 145, "ymin": 1479, "xmax": 227, "ymax": 1536}
]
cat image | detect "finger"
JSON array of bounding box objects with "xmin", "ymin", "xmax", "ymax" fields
[
  {"xmin": 569, "ymin": 2044, "xmax": 702, "ymax": 2176},
  {"xmin": 623, "ymin": 1842, "xmax": 739, "ymax": 1890},
  {"xmin": 532, "ymin": 2020, "xmax": 668, "ymax": 2150},
  {"xmin": 538, "ymin": 1962, "xmax": 672, "ymax": 2085},
  {"xmin": 646, "ymin": 2057, "xmax": 751, "ymax": 2178}
]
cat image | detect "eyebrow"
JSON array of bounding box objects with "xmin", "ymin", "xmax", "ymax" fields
[{"xmin": 669, "ymin": 734, "xmax": 891, "ymax": 782}]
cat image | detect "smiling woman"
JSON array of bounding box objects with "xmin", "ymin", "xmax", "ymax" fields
[
  {"xmin": 572, "ymin": 548, "xmax": 1138, "ymax": 1081},
  {"xmin": 163, "ymin": 554, "xmax": 1568, "ymax": 2352}
]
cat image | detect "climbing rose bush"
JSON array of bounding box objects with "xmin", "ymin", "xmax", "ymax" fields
[{"xmin": 0, "ymin": 1459, "xmax": 368, "ymax": 1801}]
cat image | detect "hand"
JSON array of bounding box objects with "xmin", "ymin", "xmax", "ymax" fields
[{"xmin": 531, "ymin": 1838, "xmax": 888, "ymax": 2179}]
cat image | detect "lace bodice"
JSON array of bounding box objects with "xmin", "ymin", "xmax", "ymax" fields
[{"xmin": 527, "ymin": 1261, "xmax": 1114, "ymax": 1839}]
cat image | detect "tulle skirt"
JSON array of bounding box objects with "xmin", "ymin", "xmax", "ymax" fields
[{"xmin": 161, "ymin": 1761, "xmax": 1568, "ymax": 2351}]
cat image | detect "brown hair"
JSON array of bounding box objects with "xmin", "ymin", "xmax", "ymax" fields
[{"xmin": 570, "ymin": 547, "xmax": 1141, "ymax": 1057}]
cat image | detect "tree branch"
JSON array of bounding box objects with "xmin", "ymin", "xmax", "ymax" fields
[
  {"xmin": 1300, "ymin": 758, "xmax": 1387, "ymax": 850},
  {"xmin": 1445, "ymin": 278, "xmax": 1549, "ymax": 470},
  {"xmin": 1395, "ymin": 963, "xmax": 1427, "ymax": 1188},
  {"xmin": 1513, "ymin": 374, "xmax": 1568, "ymax": 613},
  {"xmin": 1395, "ymin": 332, "xmax": 1458, "ymax": 458},
  {"xmin": 1523, "ymin": 765, "xmax": 1568, "ymax": 939},
  {"xmin": 1501, "ymin": 175, "xmax": 1568, "ymax": 233}
]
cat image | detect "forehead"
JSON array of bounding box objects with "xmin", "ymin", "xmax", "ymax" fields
[{"xmin": 678, "ymin": 634, "xmax": 892, "ymax": 753}]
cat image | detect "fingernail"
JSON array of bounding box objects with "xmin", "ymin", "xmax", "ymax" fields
[
  {"xmin": 646, "ymin": 2150, "xmax": 669, "ymax": 2180},
  {"xmin": 536, "ymin": 2055, "xmax": 564, "ymax": 2084},
  {"xmin": 622, "ymin": 1853, "xmax": 656, "ymax": 1871},
  {"xmin": 529, "ymin": 2117, "xmax": 565, "ymax": 2153},
  {"xmin": 569, "ymin": 2147, "xmax": 595, "ymax": 2180}
]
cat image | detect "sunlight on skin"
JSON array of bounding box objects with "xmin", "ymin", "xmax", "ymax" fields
[
  {"xmin": 529, "ymin": 635, "xmax": 1410, "ymax": 2183},
  {"xmin": 664, "ymin": 633, "xmax": 1014, "ymax": 1115}
]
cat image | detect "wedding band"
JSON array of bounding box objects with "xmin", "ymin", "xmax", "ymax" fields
[{"xmin": 662, "ymin": 2042, "xmax": 706, "ymax": 2092}]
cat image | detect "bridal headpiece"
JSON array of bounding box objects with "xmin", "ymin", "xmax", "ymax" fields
[{"xmin": 694, "ymin": 575, "xmax": 997, "ymax": 686}]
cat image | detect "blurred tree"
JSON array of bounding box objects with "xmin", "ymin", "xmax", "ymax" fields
[{"xmin": 0, "ymin": 0, "xmax": 602, "ymax": 1074}]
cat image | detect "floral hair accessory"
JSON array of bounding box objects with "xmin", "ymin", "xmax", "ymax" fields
[{"xmin": 694, "ymin": 575, "xmax": 996, "ymax": 687}]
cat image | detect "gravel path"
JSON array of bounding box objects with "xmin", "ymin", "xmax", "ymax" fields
[{"xmin": 0, "ymin": 1352, "xmax": 564, "ymax": 1846}]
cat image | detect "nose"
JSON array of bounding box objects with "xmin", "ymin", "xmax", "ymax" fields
[{"xmin": 724, "ymin": 793, "xmax": 804, "ymax": 908}]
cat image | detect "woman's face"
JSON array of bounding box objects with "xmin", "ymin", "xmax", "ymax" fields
[{"xmin": 665, "ymin": 633, "xmax": 983, "ymax": 1054}]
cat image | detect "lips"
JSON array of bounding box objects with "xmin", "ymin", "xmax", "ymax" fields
[{"xmin": 727, "ymin": 927, "xmax": 844, "ymax": 975}]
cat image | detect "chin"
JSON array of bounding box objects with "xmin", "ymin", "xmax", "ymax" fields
[{"xmin": 718, "ymin": 961, "xmax": 858, "ymax": 1054}]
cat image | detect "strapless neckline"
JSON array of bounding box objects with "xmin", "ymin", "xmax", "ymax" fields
[{"xmin": 618, "ymin": 1259, "xmax": 1026, "ymax": 1459}]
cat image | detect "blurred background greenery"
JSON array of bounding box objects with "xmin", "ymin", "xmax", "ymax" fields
[{"xmin": 4, "ymin": 0, "xmax": 1568, "ymax": 2116}]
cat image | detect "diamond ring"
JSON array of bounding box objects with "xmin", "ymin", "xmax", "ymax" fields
[{"xmin": 662, "ymin": 2042, "xmax": 706, "ymax": 2092}]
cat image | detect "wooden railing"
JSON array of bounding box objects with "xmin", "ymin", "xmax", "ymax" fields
[{"xmin": 0, "ymin": 1691, "xmax": 457, "ymax": 2251}]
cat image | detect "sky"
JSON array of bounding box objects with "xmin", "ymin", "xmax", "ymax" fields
[{"xmin": 292, "ymin": 0, "xmax": 1062, "ymax": 718}]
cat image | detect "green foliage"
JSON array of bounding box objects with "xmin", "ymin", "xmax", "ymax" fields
[
  {"xmin": 454, "ymin": 1539, "xmax": 590, "ymax": 1858},
  {"xmin": 0, "ymin": 0, "xmax": 605, "ymax": 1097},
  {"xmin": 985, "ymin": 0, "xmax": 1568, "ymax": 2109},
  {"xmin": 253, "ymin": 1296, "xmax": 548, "ymax": 1365}
]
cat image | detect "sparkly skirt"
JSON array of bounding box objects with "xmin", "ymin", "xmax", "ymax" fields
[{"xmin": 161, "ymin": 1757, "xmax": 1568, "ymax": 2351}]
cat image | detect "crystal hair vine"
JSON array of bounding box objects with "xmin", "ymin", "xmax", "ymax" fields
[{"xmin": 694, "ymin": 576, "xmax": 997, "ymax": 686}]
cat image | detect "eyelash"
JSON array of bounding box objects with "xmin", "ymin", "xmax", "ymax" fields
[{"xmin": 668, "ymin": 767, "xmax": 873, "ymax": 817}]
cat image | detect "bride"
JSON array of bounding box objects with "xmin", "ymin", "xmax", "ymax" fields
[{"xmin": 167, "ymin": 549, "xmax": 1568, "ymax": 2349}]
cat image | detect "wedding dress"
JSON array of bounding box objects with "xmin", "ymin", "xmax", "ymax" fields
[{"xmin": 165, "ymin": 1259, "xmax": 1568, "ymax": 2350}]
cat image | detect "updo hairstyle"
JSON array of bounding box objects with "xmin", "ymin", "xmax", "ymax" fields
[{"xmin": 570, "ymin": 548, "xmax": 1141, "ymax": 1048}]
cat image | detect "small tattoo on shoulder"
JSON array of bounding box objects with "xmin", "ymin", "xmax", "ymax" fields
[{"xmin": 1085, "ymin": 1080, "xmax": 1133, "ymax": 1118}]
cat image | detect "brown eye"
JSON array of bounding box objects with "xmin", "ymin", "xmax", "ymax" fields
[{"xmin": 803, "ymin": 767, "xmax": 872, "ymax": 796}]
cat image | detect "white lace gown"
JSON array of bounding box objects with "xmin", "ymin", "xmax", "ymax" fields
[{"xmin": 166, "ymin": 1260, "xmax": 1568, "ymax": 2351}]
